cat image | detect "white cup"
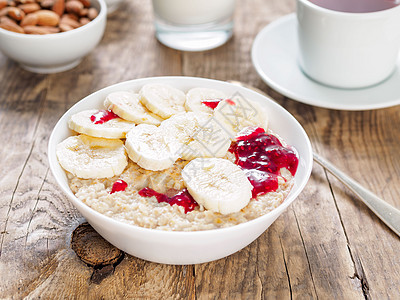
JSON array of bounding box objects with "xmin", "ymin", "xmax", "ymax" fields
[{"xmin": 297, "ymin": 0, "xmax": 400, "ymax": 89}]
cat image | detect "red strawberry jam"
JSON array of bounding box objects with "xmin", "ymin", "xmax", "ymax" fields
[
  {"xmin": 236, "ymin": 126, "xmax": 265, "ymax": 141},
  {"xmin": 138, "ymin": 187, "xmax": 198, "ymax": 214},
  {"xmin": 201, "ymin": 98, "xmax": 235, "ymax": 110},
  {"xmin": 201, "ymin": 99, "xmax": 222, "ymax": 109},
  {"xmin": 230, "ymin": 127, "xmax": 299, "ymax": 198},
  {"xmin": 110, "ymin": 179, "xmax": 128, "ymax": 194},
  {"xmin": 90, "ymin": 110, "xmax": 119, "ymax": 124},
  {"xmin": 226, "ymin": 99, "xmax": 236, "ymax": 105},
  {"xmin": 244, "ymin": 169, "xmax": 279, "ymax": 198}
]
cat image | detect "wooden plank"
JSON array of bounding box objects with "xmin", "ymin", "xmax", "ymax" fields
[
  {"xmin": 287, "ymin": 104, "xmax": 400, "ymax": 299},
  {"xmin": 290, "ymin": 164, "xmax": 364, "ymax": 299},
  {"xmin": 317, "ymin": 107, "xmax": 400, "ymax": 299},
  {"xmin": 0, "ymin": 75, "xmax": 85, "ymax": 297},
  {"xmin": 276, "ymin": 208, "xmax": 318, "ymax": 300},
  {"xmin": 195, "ymin": 241, "xmax": 265, "ymax": 299}
]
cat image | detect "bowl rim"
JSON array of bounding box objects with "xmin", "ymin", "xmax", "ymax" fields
[
  {"xmin": 48, "ymin": 76, "xmax": 313, "ymax": 236},
  {"xmin": 0, "ymin": 0, "xmax": 107, "ymax": 38},
  {"xmin": 298, "ymin": 0, "xmax": 400, "ymax": 18}
]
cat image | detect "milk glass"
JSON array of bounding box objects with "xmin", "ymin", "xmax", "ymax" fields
[{"xmin": 152, "ymin": 0, "xmax": 236, "ymax": 51}]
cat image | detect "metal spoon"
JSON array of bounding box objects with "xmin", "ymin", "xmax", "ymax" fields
[{"xmin": 228, "ymin": 80, "xmax": 400, "ymax": 237}]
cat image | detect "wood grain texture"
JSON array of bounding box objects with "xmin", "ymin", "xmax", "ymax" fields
[{"xmin": 0, "ymin": 0, "xmax": 399, "ymax": 299}]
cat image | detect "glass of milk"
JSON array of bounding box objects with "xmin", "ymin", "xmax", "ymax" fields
[{"xmin": 152, "ymin": 0, "xmax": 236, "ymax": 51}]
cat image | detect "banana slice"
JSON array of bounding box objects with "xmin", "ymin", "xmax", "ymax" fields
[
  {"xmin": 161, "ymin": 112, "xmax": 231, "ymax": 160},
  {"xmin": 56, "ymin": 135, "xmax": 128, "ymax": 179},
  {"xmin": 139, "ymin": 83, "xmax": 186, "ymax": 118},
  {"xmin": 182, "ymin": 158, "xmax": 253, "ymax": 214},
  {"xmin": 125, "ymin": 124, "xmax": 181, "ymax": 171},
  {"xmin": 214, "ymin": 95, "xmax": 269, "ymax": 139},
  {"xmin": 68, "ymin": 109, "xmax": 135, "ymax": 139},
  {"xmin": 185, "ymin": 87, "xmax": 227, "ymax": 114},
  {"xmin": 104, "ymin": 91, "xmax": 163, "ymax": 125},
  {"xmin": 160, "ymin": 112, "xmax": 198, "ymax": 142}
]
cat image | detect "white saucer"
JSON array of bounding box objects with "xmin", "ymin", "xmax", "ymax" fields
[{"xmin": 251, "ymin": 14, "xmax": 400, "ymax": 110}]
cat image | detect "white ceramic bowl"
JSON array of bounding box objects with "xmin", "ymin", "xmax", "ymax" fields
[
  {"xmin": 48, "ymin": 77, "xmax": 313, "ymax": 265},
  {"xmin": 0, "ymin": 0, "xmax": 107, "ymax": 74}
]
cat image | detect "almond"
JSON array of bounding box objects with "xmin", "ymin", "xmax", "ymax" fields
[
  {"xmin": 60, "ymin": 13, "xmax": 79, "ymax": 27},
  {"xmin": 34, "ymin": 9, "xmax": 59, "ymax": 26},
  {"xmin": 65, "ymin": 12, "xmax": 77, "ymax": 20},
  {"xmin": 23, "ymin": 24, "xmax": 51, "ymax": 34},
  {"xmin": 18, "ymin": 2, "xmax": 40, "ymax": 13},
  {"xmin": 0, "ymin": 0, "xmax": 6, "ymax": 10},
  {"xmin": 8, "ymin": 6, "xmax": 24, "ymax": 21},
  {"xmin": 0, "ymin": 6, "xmax": 9, "ymax": 16},
  {"xmin": 40, "ymin": 0, "xmax": 54, "ymax": 9},
  {"xmin": 0, "ymin": 15, "xmax": 24, "ymax": 32},
  {"xmin": 78, "ymin": 7, "xmax": 87, "ymax": 16},
  {"xmin": 87, "ymin": 6, "xmax": 96, "ymax": 20},
  {"xmin": 20, "ymin": 12, "xmax": 38, "ymax": 26},
  {"xmin": 40, "ymin": 24, "xmax": 60, "ymax": 32},
  {"xmin": 79, "ymin": 16, "xmax": 89, "ymax": 25},
  {"xmin": 59, "ymin": 22, "xmax": 72, "ymax": 31},
  {"xmin": 51, "ymin": 0, "xmax": 64, "ymax": 16},
  {"xmin": 65, "ymin": 0, "xmax": 82, "ymax": 14},
  {"xmin": 78, "ymin": 0, "xmax": 90, "ymax": 8}
]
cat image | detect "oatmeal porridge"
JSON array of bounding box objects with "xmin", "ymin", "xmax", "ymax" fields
[{"xmin": 56, "ymin": 84, "xmax": 299, "ymax": 231}]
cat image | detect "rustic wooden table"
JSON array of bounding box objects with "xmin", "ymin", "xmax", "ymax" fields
[{"xmin": 1, "ymin": 0, "xmax": 400, "ymax": 299}]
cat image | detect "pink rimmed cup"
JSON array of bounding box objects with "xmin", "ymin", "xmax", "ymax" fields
[{"xmin": 297, "ymin": 0, "xmax": 400, "ymax": 89}]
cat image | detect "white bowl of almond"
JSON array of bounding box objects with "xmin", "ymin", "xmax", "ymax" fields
[
  {"xmin": 48, "ymin": 77, "xmax": 313, "ymax": 264},
  {"xmin": 0, "ymin": 0, "xmax": 106, "ymax": 73}
]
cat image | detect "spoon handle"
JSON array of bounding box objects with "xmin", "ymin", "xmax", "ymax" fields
[{"xmin": 313, "ymin": 152, "xmax": 400, "ymax": 236}]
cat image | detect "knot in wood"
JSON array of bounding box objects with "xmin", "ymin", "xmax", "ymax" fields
[{"xmin": 71, "ymin": 222, "xmax": 123, "ymax": 268}]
